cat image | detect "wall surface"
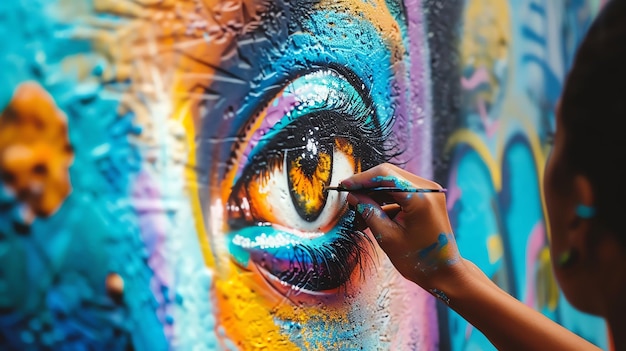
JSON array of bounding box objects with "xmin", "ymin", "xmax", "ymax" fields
[
  {"xmin": 432, "ymin": 0, "xmax": 609, "ymax": 349},
  {"xmin": 0, "ymin": 0, "xmax": 609, "ymax": 350}
]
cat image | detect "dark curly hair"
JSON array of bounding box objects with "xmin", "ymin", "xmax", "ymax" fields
[{"xmin": 559, "ymin": 0, "xmax": 626, "ymax": 245}]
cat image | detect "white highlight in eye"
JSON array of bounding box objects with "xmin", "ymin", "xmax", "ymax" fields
[
  {"xmin": 305, "ymin": 138, "xmax": 317, "ymax": 156},
  {"xmin": 258, "ymin": 147, "xmax": 353, "ymax": 237},
  {"xmin": 232, "ymin": 232, "xmax": 299, "ymax": 250}
]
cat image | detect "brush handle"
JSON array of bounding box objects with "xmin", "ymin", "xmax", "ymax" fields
[{"xmin": 325, "ymin": 186, "xmax": 447, "ymax": 193}]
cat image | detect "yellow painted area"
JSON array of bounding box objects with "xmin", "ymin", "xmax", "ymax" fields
[
  {"xmin": 538, "ymin": 247, "xmax": 559, "ymax": 311},
  {"xmin": 462, "ymin": 0, "xmax": 510, "ymax": 63},
  {"xmin": 461, "ymin": 0, "xmax": 511, "ymax": 103},
  {"xmin": 215, "ymin": 263, "xmax": 353, "ymax": 351},
  {"xmin": 214, "ymin": 273, "xmax": 301, "ymax": 350},
  {"xmin": 445, "ymin": 129, "xmax": 502, "ymax": 191},
  {"xmin": 176, "ymin": 98, "xmax": 215, "ymax": 268},
  {"xmin": 317, "ymin": 0, "xmax": 404, "ymax": 60},
  {"xmin": 487, "ymin": 234, "xmax": 503, "ymax": 264}
]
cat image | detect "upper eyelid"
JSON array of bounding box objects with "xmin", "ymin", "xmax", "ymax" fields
[
  {"xmin": 237, "ymin": 109, "xmax": 376, "ymax": 184},
  {"xmin": 231, "ymin": 74, "xmax": 376, "ymax": 185}
]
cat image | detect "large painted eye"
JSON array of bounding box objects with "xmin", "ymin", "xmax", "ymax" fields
[{"xmin": 225, "ymin": 69, "xmax": 393, "ymax": 293}]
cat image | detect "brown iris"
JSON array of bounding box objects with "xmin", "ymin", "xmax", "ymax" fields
[{"xmin": 287, "ymin": 136, "xmax": 332, "ymax": 222}]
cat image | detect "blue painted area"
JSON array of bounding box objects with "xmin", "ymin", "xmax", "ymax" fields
[
  {"xmin": 447, "ymin": 2, "xmax": 609, "ymax": 349},
  {"xmin": 499, "ymin": 136, "xmax": 543, "ymax": 299},
  {"xmin": 199, "ymin": 3, "xmax": 399, "ymax": 184},
  {"xmin": 355, "ymin": 203, "xmax": 377, "ymax": 218},
  {"xmin": 418, "ymin": 233, "xmax": 449, "ymax": 260},
  {"xmin": 0, "ymin": 0, "xmax": 168, "ymax": 349},
  {"xmin": 447, "ymin": 148, "xmax": 504, "ymax": 351},
  {"xmin": 371, "ymin": 175, "xmax": 413, "ymax": 189}
]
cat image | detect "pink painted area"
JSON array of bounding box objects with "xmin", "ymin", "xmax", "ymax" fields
[
  {"xmin": 477, "ymin": 96, "xmax": 500, "ymax": 138},
  {"xmin": 461, "ymin": 66, "xmax": 490, "ymax": 90},
  {"xmin": 401, "ymin": 0, "xmax": 432, "ymax": 178},
  {"xmin": 524, "ymin": 222, "xmax": 545, "ymax": 308},
  {"xmin": 466, "ymin": 322, "xmax": 474, "ymax": 339},
  {"xmin": 388, "ymin": 273, "xmax": 440, "ymax": 350},
  {"xmin": 461, "ymin": 66, "xmax": 500, "ymax": 137},
  {"xmin": 446, "ymin": 167, "xmax": 462, "ymax": 211}
]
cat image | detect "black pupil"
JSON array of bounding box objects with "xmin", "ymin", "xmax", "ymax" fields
[{"xmin": 299, "ymin": 138, "xmax": 321, "ymax": 178}]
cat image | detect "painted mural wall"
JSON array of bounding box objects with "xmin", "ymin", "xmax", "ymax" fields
[
  {"xmin": 0, "ymin": 0, "xmax": 609, "ymax": 350},
  {"xmin": 432, "ymin": 0, "xmax": 610, "ymax": 350}
]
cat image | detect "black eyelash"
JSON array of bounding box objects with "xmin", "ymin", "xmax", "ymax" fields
[{"xmin": 235, "ymin": 92, "xmax": 398, "ymax": 187}]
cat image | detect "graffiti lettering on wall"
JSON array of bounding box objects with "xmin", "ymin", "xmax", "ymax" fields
[
  {"xmin": 442, "ymin": 0, "xmax": 609, "ymax": 350},
  {"xmin": 0, "ymin": 0, "xmax": 609, "ymax": 350}
]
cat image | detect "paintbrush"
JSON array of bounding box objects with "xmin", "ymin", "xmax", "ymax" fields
[{"xmin": 324, "ymin": 186, "xmax": 447, "ymax": 193}]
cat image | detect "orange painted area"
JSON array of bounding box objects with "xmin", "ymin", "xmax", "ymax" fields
[
  {"xmin": 245, "ymin": 172, "xmax": 276, "ymax": 224},
  {"xmin": 219, "ymin": 104, "xmax": 275, "ymax": 203},
  {"xmin": 0, "ymin": 82, "xmax": 74, "ymax": 220}
]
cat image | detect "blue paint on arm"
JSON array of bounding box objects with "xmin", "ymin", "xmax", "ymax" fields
[{"xmin": 418, "ymin": 233, "xmax": 449, "ymax": 260}]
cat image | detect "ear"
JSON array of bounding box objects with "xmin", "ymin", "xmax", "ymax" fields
[{"xmin": 567, "ymin": 175, "xmax": 595, "ymax": 259}]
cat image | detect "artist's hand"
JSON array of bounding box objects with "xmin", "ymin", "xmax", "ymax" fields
[{"xmin": 340, "ymin": 163, "xmax": 463, "ymax": 291}]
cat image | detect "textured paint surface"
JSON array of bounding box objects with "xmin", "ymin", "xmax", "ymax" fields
[
  {"xmin": 0, "ymin": 0, "xmax": 435, "ymax": 350},
  {"xmin": 0, "ymin": 0, "xmax": 610, "ymax": 350}
]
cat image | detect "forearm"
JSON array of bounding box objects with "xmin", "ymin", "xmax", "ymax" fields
[{"xmin": 436, "ymin": 260, "xmax": 602, "ymax": 351}]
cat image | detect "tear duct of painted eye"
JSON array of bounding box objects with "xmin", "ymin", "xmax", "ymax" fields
[{"xmin": 287, "ymin": 137, "xmax": 332, "ymax": 222}]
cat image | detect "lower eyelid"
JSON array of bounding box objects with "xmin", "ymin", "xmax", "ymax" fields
[{"xmin": 227, "ymin": 216, "xmax": 369, "ymax": 292}]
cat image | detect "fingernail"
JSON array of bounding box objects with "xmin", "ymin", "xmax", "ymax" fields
[
  {"xmin": 346, "ymin": 193, "xmax": 358, "ymax": 205},
  {"xmin": 356, "ymin": 203, "xmax": 375, "ymax": 220},
  {"xmin": 339, "ymin": 179, "xmax": 362, "ymax": 189}
]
